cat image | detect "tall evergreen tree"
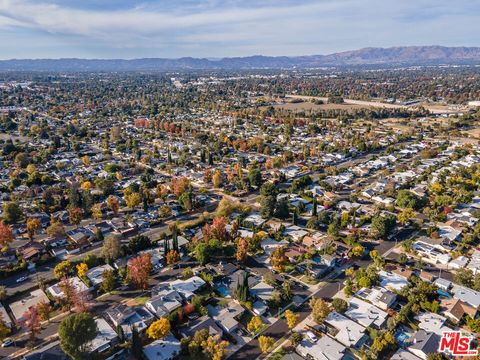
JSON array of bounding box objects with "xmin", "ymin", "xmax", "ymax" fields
[
  {"xmin": 172, "ymin": 224, "xmax": 179, "ymax": 252},
  {"xmin": 164, "ymin": 237, "xmax": 170, "ymax": 255},
  {"xmin": 312, "ymin": 197, "xmax": 318, "ymax": 216},
  {"xmin": 131, "ymin": 326, "xmax": 142, "ymax": 359},
  {"xmin": 293, "ymin": 208, "xmax": 299, "ymax": 225},
  {"xmin": 236, "ymin": 272, "xmax": 249, "ymax": 302}
]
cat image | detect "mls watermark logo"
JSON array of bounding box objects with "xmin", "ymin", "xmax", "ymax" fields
[{"xmin": 439, "ymin": 331, "xmax": 478, "ymax": 356}]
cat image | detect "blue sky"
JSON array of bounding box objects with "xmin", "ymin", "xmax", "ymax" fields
[{"xmin": 0, "ymin": 0, "xmax": 478, "ymax": 59}]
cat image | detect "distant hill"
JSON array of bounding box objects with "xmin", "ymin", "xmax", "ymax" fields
[{"xmin": 1, "ymin": 46, "xmax": 480, "ymax": 71}]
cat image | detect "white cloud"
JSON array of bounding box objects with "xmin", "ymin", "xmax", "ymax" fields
[{"xmin": 0, "ymin": 0, "xmax": 478, "ymax": 58}]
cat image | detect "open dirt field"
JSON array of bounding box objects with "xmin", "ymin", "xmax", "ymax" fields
[
  {"xmin": 270, "ymin": 101, "xmax": 366, "ymax": 112},
  {"xmin": 380, "ymin": 118, "xmax": 416, "ymax": 131},
  {"xmin": 467, "ymin": 127, "xmax": 480, "ymax": 139},
  {"xmin": 285, "ymin": 94, "xmax": 408, "ymax": 109}
]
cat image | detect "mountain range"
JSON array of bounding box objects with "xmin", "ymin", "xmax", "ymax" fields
[{"xmin": 1, "ymin": 46, "xmax": 480, "ymax": 71}]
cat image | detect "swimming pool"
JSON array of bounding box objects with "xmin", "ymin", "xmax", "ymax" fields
[
  {"xmin": 215, "ymin": 285, "xmax": 231, "ymax": 298},
  {"xmin": 437, "ymin": 289, "xmax": 452, "ymax": 298},
  {"xmin": 395, "ymin": 330, "xmax": 410, "ymax": 346}
]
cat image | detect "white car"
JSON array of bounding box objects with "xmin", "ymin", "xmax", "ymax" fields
[
  {"xmin": 16, "ymin": 276, "xmax": 29, "ymax": 283},
  {"xmin": 1, "ymin": 338, "xmax": 13, "ymax": 347},
  {"xmin": 306, "ymin": 331, "xmax": 318, "ymax": 342}
]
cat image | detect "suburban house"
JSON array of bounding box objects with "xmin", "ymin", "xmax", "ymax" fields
[
  {"xmin": 206, "ymin": 302, "xmax": 245, "ymax": 333},
  {"xmin": 325, "ymin": 312, "xmax": 367, "ymax": 348},
  {"xmin": 296, "ymin": 335, "xmax": 346, "ymax": 360},
  {"xmin": 169, "ymin": 276, "xmax": 206, "ymax": 300},
  {"xmin": 405, "ymin": 330, "xmax": 440, "ymax": 360},
  {"xmin": 378, "ymin": 270, "xmax": 409, "ymax": 291},
  {"xmin": 88, "ymin": 318, "xmax": 118, "ymax": 354},
  {"xmin": 86, "ymin": 264, "xmax": 115, "ymax": 287},
  {"xmin": 180, "ymin": 315, "xmax": 223, "ymax": 338},
  {"xmin": 9, "ymin": 289, "xmax": 50, "ymax": 321},
  {"xmin": 104, "ymin": 304, "xmax": 154, "ymax": 338},
  {"xmin": 145, "ymin": 289, "xmax": 183, "ymax": 318},
  {"xmin": 47, "ymin": 277, "xmax": 90, "ymax": 299},
  {"xmin": 440, "ymin": 298, "xmax": 477, "ymax": 324},
  {"xmin": 345, "ymin": 297, "xmax": 388, "ymax": 329},
  {"xmin": 143, "ymin": 334, "xmax": 181, "ymax": 360}
]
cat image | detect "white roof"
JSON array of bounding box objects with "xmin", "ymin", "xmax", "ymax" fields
[
  {"xmin": 378, "ymin": 270, "xmax": 409, "ymax": 291},
  {"xmin": 47, "ymin": 277, "xmax": 89, "ymax": 298},
  {"xmin": 345, "ymin": 297, "xmax": 388, "ymax": 328},
  {"xmin": 252, "ymin": 300, "xmax": 268, "ymax": 316},
  {"xmin": 88, "ymin": 318, "xmax": 118, "ymax": 353},
  {"xmin": 9, "ymin": 289, "xmax": 49, "ymax": 321},
  {"xmin": 452, "ymin": 284, "xmax": 480, "ymax": 308},
  {"xmin": 86, "ymin": 264, "xmax": 114, "ymax": 286},
  {"xmin": 391, "ymin": 349, "xmax": 421, "ymax": 360},
  {"xmin": 434, "ymin": 278, "xmax": 452, "ymax": 289},
  {"xmin": 296, "ymin": 335, "xmax": 346, "ymax": 360},
  {"xmin": 250, "ymin": 281, "xmax": 275, "ymax": 302},
  {"xmin": 170, "ymin": 276, "xmax": 205, "ymax": 299},
  {"xmin": 244, "ymin": 214, "xmax": 266, "ymax": 226},
  {"xmin": 415, "ymin": 312, "xmax": 449, "ymax": 336},
  {"xmin": 143, "ymin": 334, "xmax": 181, "ymax": 360},
  {"xmin": 325, "ymin": 311, "xmax": 366, "ymax": 348}
]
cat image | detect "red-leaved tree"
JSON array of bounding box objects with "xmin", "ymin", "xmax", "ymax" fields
[
  {"xmin": 19, "ymin": 306, "xmax": 41, "ymax": 341},
  {"xmin": 127, "ymin": 253, "xmax": 153, "ymax": 290},
  {"xmin": 202, "ymin": 217, "xmax": 227, "ymax": 242},
  {"xmin": 0, "ymin": 222, "xmax": 14, "ymax": 248}
]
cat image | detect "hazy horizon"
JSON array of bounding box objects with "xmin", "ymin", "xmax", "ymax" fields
[{"xmin": 0, "ymin": 0, "xmax": 479, "ymax": 59}]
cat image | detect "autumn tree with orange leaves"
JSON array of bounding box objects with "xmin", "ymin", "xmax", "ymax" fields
[
  {"xmin": 236, "ymin": 238, "xmax": 248, "ymax": 263},
  {"xmin": 106, "ymin": 195, "xmax": 119, "ymax": 215},
  {"xmin": 127, "ymin": 253, "xmax": 153, "ymax": 290},
  {"xmin": 166, "ymin": 250, "xmax": 180, "ymax": 265},
  {"xmin": 169, "ymin": 177, "xmax": 190, "ymax": 197},
  {"xmin": 68, "ymin": 207, "xmax": 83, "ymax": 226},
  {"xmin": 0, "ymin": 222, "xmax": 14, "ymax": 248},
  {"xmin": 202, "ymin": 217, "xmax": 228, "ymax": 242}
]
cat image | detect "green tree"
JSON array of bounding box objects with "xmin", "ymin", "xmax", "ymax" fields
[
  {"xmin": 178, "ymin": 191, "xmax": 193, "ymax": 211},
  {"xmin": 370, "ymin": 214, "xmax": 396, "ymax": 239},
  {"xmin": 275, "ymin": 198, "xmax": 290, "ymax": 219},
  {"xmin": 331, "ymin": 298, "xmax": 348, "ymax": 313},
  {"xmin": 454, "ymin": 268, "xmax": 473, "ymax": 288},
  {"xmin": 248, "ymin": 168, "xmax": 262, "ymax": 187},
  {"xmin": 128, "ymin": 235, "xmax": 151, "ymax": 253},
  {"xmin": 260, "ymin": 183, "xmax": 278, "ymax": 218},
  {"xmin": 2, "ymin": 202, "xmax": 22, "ymax": 223},
  {"xmin": 131, "ymin": 325, "xmax": 143, "ymax": 359},
  {"xmin": 101, "ymin": 234, "xmax": 122, "ymax": 262},
  {"xmin": 194, "ymin": 242, "xmax": 209, "ymax": 265},
  {"xmin": 0, "ymin": 314, "xmax": 10, "ymax": 341},
  {"xmin": 59, "ymin": 313, "xmax": 98, "ymax": 360},
  {"xmin": 396, "ymin": 190, "xmax": 421, "ymax": 209},
  {"xmin": 100, "ymin": 269, "xmax": 116, "ymax": 293}
]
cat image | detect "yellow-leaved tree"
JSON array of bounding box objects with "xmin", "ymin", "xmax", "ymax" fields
[{"xmin": 146, "ymin": 318, "xmax": 171, "ymax": 340}]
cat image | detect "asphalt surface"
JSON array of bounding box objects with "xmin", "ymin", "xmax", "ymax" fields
[{"xmin": 0, "ymin": 265, "xmax": 185, "ymax": 358}]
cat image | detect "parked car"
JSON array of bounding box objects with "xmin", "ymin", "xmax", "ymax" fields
[
  {"xmin": 306, "ymin": 331, "xmax": 318, "ymax": 342},
  {"xmin": 16, "ymin": 276, "xmax": 29, "ymax": 283},
  {"xmin": 2, "ymin": 338, "xmax": 13, "ymax": 347}
]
